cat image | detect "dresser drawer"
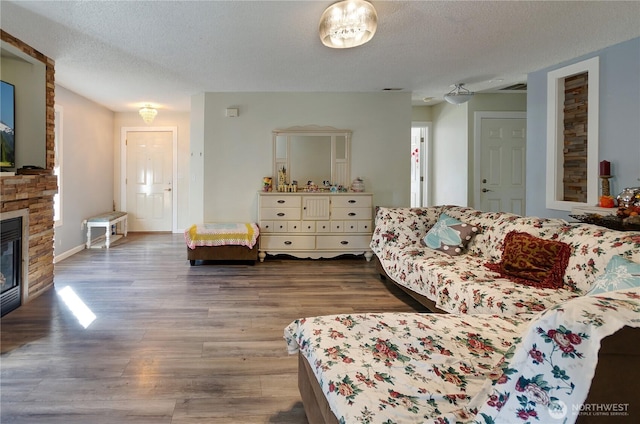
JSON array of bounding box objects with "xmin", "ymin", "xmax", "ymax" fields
[
  {"xmin": 261, "ymin": 235, "xmax": 315, "ymax": 250},
  {"xmin": 287, "ymin": 221, "xmax": 302, "ymax": 232},
  {"xmin": 272, "ymin": 222, "xmax": 288, "ymax": 232},
  {"xmin": 331, "ymin": 207, "xmax": 372, "ymax": 220},
  {"xmin": 343, "ymin": 221, "xmax": 372, "ymax": 232},
  {"xmin": 259, "ymin": 221, "xmax": 274, "ymax": 233},
  {"xmin": 331, "ymin": 221, "xmax": 344, "ymax": 232},
  {"xmin": 316, "ymin": 221, "xmax": 331, "ymax": 233},
  {"xmin": 357, "ymin": 221, "xmax": 372, "ymax": 233},
  {"xmin": 332, "ymin": 196, "xmax": 372, "ymax": 208},
  {"xmin": 344, "ymin": 221, "xmax": 359, "ymax": 232},
  {"xmin": 300, "ymin": 222, "xmax": 315, "ymax": 232},
  {"xmin": 260, "ymin": 207, "xmax": 301, "ymax": 220},
  {"xmin": 261, "ymin": 196, "xmax": 302, "ymax": 208},
  {"xmin": 316, "ymin": 235, "xmax": 372, "ymax": 250}
]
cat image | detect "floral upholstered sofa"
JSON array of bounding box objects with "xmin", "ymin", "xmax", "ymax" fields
[
  {"xmin": 369, "ymin": 206, "xmax": 640, "ymax": 314},
  {"xmin": 285, "ymin": 289, "xmax": 640, "ymax": 424}
]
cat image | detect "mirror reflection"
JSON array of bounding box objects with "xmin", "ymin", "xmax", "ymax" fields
[
  {"xmin": 272, "ymin": 126, "xmax": 351, "ymax": 192},
  {"xmin": 290, "ymin": 136, "xmax": 331, "ymax": 185}
]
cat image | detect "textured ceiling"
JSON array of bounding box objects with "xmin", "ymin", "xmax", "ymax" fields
[{"xmin": 1, "ymin": 0, "xmax": 639, "ymax": 112}]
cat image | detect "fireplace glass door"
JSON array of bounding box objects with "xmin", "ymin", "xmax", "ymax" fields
[{"xmin": 1, "ymin": 217, "xmax": 22, "ymax": 316}]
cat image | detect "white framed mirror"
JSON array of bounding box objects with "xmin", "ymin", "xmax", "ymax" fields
[{"xmin": 273, "ymin": 125, "xmax": 351, "ymax": 189}]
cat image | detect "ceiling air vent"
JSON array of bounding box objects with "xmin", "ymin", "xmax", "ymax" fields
[{"xmin": 500, "ymin": 83, "xmax": 527, "ymax": 91}]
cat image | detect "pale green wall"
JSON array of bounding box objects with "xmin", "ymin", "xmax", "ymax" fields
[
  {"xmin": 190, "ymin": 92, "xmax": 412, "ymax": 223},
  {"xmin": 431, "ymin": 102, "xmax": 469, "ymax": 206},
  {"xmin": 412, "ymin": 105, "xmax": 432, "ymax": 122}
]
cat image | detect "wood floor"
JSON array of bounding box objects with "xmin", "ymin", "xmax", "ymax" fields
[{"xmin": 1, "ymin": 233, "xmax": 424, "ymax": 423}]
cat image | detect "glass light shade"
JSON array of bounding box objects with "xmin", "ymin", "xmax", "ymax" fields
[
  {"xmin": 319, "ymin": 0, "xmax": 377, "ymax": 49},
  {"xmin": 139, "ymin": 105, "xmax": 158, "ymax": 123},
  {"xmin": 444, "ymin": 84, "xmax": 474, "ymax": 105}
]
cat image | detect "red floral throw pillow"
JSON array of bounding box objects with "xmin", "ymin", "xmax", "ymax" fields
[{"xmin": 484, "ymin": 231, "xmax": 572, "ymax": 289}]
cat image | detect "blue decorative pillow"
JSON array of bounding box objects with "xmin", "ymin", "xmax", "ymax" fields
[
  {"xmin": 588, "ymin": 255, "xmax": 640, "ymax": 295},
  {"xmin": 423, "ymin": 213, "xmax": 479, "ymax": 256}
]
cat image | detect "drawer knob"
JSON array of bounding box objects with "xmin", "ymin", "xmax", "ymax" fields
[
  {"xmin": 277, "ymin": 212, "xmax": 285, "ymax": 216},
  {"xmin": 348, "ymin": 212, "xmax": 356, "ymax": 216},
  {"xmin": 340, "ymin": 240, "xmax": 349, "ymax": 245},
  {"xmin": 348, "ymin": 200, "xmax": 356, "ymax": 203},
  {"xmin": 277, "ymin": 200, "xmax": 285, "ymax": 203},
  {"xmin": 284, "ymin": 241, "xmax": 292, "ymax": 245}
]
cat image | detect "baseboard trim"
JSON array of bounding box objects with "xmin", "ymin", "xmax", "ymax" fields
[{"xmin": 54, "ymin": 243, "xmax": 86, "ymax": 263}]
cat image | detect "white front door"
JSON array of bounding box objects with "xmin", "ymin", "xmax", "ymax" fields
[
  {"xmin": 125, "ymin": 131, "xmax": 173, "ymax": 231},
  {"xmin": 478, "ymin": 117, "xmax": 527, "ymax": 214}
]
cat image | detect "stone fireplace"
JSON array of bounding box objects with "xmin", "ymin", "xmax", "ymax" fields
[{"xmin": 0, "ymin": 175, "xmax": 57, "ymax": 305}]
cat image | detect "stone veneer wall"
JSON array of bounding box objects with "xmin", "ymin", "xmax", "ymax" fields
[
  {"xmin": 1, "ymin": 31, "xmax": 57, "ymax": 301},
  {"xmin": 1, "ymin": 176, "xmax": 58, "ymax": 298}
]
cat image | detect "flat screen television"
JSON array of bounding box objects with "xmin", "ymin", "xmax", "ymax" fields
[{"xmin": 1, "ymin": 80, "xmax": 16, "ymax": 169}]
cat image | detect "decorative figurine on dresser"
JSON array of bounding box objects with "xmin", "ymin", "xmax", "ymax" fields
[{"xmin": 259, "ymin": 125, "xmax": 373, "ymax": 261}]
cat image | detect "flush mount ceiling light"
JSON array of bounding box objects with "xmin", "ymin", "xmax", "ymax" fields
[
  {"xmin": 319, "ymin": 0, "xmax": 378, "ymax": 49},
  {"xmin": 139, "ymin": 105, "xmax": 158, "ymax": 124},
  {"xmin": 444, "ymin": 83, "xmax": 475, "ymax": 105}
]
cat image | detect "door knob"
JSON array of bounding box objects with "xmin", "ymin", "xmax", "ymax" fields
[
  {"xmin": 164, "ymin": 188, "xmax": 172, "ymax": 191},
  {"xmin": 482, "ymin": 188, "xmax": 493, "ymax": 193}
]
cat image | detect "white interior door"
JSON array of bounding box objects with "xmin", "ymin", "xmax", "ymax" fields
[
  {"xmin": 410, "ymin": 123, "xmax": 431, "ymax": 207},
  {"xmin": 478, "ymin": 117, "xmax": 527, "ymax": 214},
  {"xmin": 126, "ymin": 131, "xmax": 173, "ymax": 231}
]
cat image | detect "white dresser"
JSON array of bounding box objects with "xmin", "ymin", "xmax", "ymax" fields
[{"xmin": 258, "ymin": 192, "xmax": 374, "ymax": 262}]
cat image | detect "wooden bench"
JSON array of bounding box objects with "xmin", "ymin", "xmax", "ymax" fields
[
  {"xmin": 185, "ymin": 223, "xmax": 259, "ymax": 265},
  {"xmin": 84, "ymin": 211, "xmax": 128, "ymax": 249}
]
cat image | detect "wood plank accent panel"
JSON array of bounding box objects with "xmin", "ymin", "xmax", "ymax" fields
[
  {"xmin": 563, "ymin": 71, "xmax": 588, "ymax": 203},
  {"xmin": 0, "ymin": 233, "xmax": 424, "ymax": 423}
]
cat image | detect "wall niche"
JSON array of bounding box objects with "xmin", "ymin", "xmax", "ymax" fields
[{"xmin": 1, "ymin": 29, "xmax": 55, "ymax": 170}]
